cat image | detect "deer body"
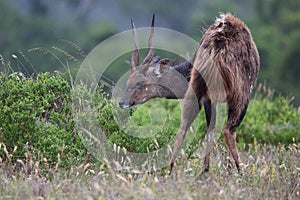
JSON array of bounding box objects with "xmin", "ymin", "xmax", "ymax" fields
[
  {"xmin": 119, "ymin": 13, "xmax": 259, "ymax": 173},
  {"xmin": 170, "ymin": 13, "xmax": 259, "ymax": 173}
]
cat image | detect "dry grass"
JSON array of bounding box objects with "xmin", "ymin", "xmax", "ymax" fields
[{"xmin": 0, "ymin": 142, "xmax": 299, "ymax": 200}]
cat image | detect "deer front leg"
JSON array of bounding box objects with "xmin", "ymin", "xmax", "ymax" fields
[
  {"xmin": 203, "ymin": 102, "xmax": 217, "ymax": 172},
  {"xmin": 170, "ymin": 87, "xmax": 200, "ymax": 174}
]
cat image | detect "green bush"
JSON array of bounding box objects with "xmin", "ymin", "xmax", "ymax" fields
[
  {"xmin": 0, "ymin": 72, "xmax": 87, "ymax": 168},
  {"xmin": 239, "ymin": 96, "xmax": 300, "ymax": 147}
]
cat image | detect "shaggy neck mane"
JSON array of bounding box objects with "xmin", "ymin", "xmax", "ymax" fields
[{"xmin": 174, "ymin": 61, "xmax": 193, "ymax": 82}]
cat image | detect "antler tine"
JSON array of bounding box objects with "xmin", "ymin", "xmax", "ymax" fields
[
  {"xmin": 142, "ymin": 14, "xmax": 155, "ymax": 65},
  {"xmin": 131, "ymin": 18, "xmax": 139, "ymax": 73}
]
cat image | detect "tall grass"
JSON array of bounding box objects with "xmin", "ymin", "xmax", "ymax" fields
[{"xmin": 0, "ymin": 142, "xmax": 299, "ymax": 199}]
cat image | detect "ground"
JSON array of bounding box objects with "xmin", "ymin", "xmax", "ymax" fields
[{"xmin": 0, "ymin": 143, "xmax": 299, "ymax": 199}]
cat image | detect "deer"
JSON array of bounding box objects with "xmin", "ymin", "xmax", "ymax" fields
[{"xmin": 119, "ymin": 13, "xmax": 260, "ymax": 174}]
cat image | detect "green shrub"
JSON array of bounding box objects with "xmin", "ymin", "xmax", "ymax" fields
[
  {"xmin": 0, "ymin": 72, "xmax": 88, "ymax": 168},
  {"xmin": 239, "ymin": 96, "xmax": 300, "ymax": 147}
]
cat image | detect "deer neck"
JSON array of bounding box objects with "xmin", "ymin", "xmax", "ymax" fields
[
  {"xmin": 157, "ymin": 61, "xmax": 192, "ymax": 99},
  {"xmin": 174, "ymin": 61, "xmax": 192, "ymax": 82}
]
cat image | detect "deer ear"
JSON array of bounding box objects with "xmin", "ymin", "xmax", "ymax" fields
[
  {"xmin": 151, "ymin": 56, "xmax": 161, "ymax": 64},
  {"xmin": 153, "ymin": 62, "xmax": 169, "ymax": 77}
]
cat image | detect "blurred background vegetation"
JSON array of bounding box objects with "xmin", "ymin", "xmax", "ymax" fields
[{"xmin": 1, "ymin": 0, "xmax": 300, "ymax": 106}]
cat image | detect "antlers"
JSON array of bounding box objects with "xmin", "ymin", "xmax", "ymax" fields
[
  {"xmin": 130, "ymin": 14, "xmax": 155, "ymax": 73},
  {"xmin": 130, "ymin": 18, "xmax": 139, "ymax": 73}
]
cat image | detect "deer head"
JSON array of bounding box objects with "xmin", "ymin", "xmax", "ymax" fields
[{"xmin": 119, "ymin": 15, "xmax": 192, "ymax": 109}]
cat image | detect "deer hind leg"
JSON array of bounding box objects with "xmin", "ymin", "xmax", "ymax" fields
[
  {"xmin": 224, "ymin": 126, "xmax": 239, "ymax": 171},
  {"xmin": 170, "ymin": 86, "xmax": 201, "ymax": 173},
  {"xmin": 224, "ymin": 102, "xmax": 249, "ymax": 172},
  {"xmin": 203, "ymin": 100, "xmax": 217, "ymax": 172}
]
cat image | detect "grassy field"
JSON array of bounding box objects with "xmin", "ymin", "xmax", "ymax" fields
[
  {"xmin": 0, "ymin": 72, "xmax": 299, "ymax": 199},
  {"xmin": 0, "ymin": 142, "xmax": 299, "ymax": 200}
]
